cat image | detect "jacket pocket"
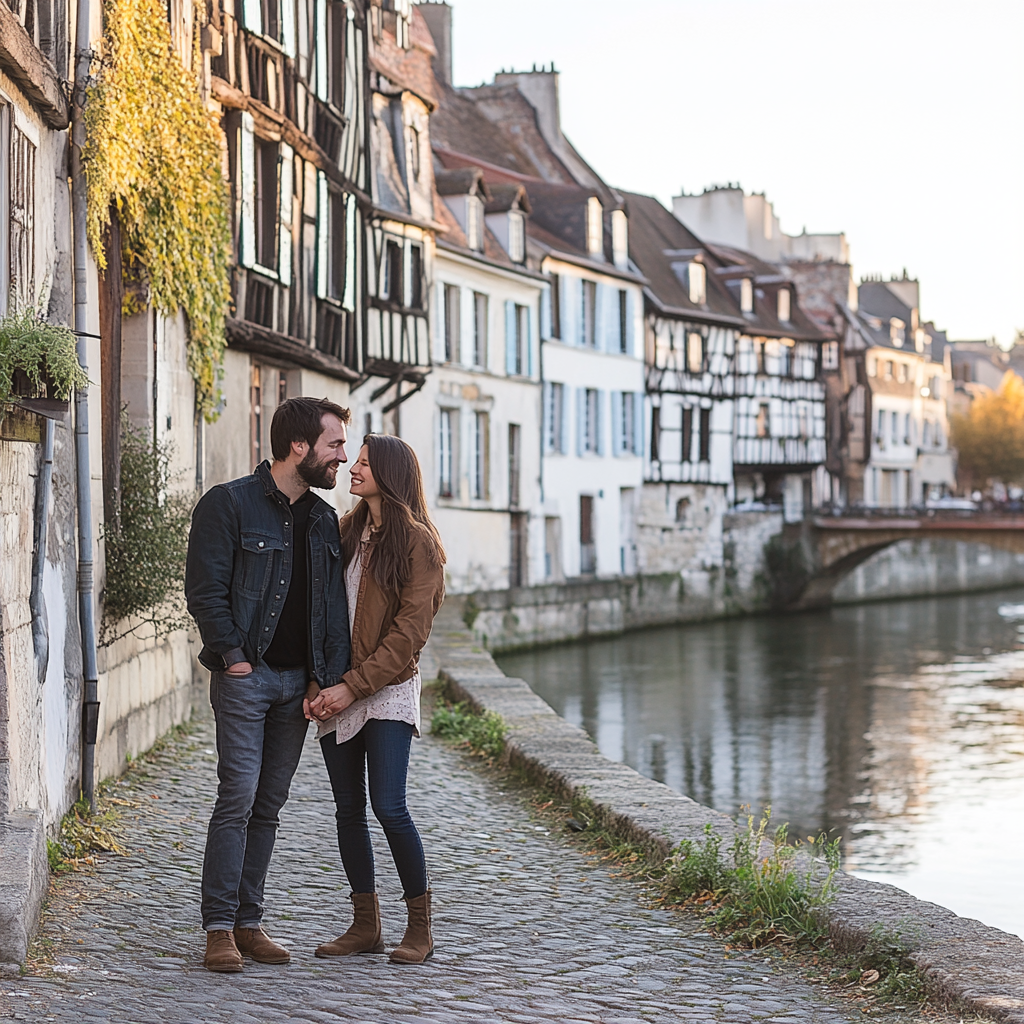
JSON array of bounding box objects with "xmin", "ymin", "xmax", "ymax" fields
[{"xmin": 238, "ymin": 531, "xmax": 282, "ymax": 598}]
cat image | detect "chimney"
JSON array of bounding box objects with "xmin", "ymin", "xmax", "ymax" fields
[
  {"xmin": 494, "ymin": 68, "xmax": 562, "ymax": 154},
  {"xmin": 418, "ymin": 2, "xmax": 452, "ymax": 86}
]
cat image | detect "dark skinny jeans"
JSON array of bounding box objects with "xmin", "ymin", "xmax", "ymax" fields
[{"xmin": 319, "ymin": 719, "xmax": 428, "ymax": 898}]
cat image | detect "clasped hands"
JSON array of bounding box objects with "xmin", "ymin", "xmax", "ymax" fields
[{"xmin": 304, "ymin": 680, "xmax": 357, "ymax": 722}]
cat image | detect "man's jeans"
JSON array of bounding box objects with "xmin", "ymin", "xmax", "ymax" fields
[{"xmin": 201, "ymin": 664, "xmax": 308, "ymax": 931}]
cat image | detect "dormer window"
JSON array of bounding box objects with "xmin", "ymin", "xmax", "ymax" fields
[
  {"xmin": 890, "ymin": 317, "xmax": 905, "ymax": 348},
  {"xmin": 687, "ymin": 262, "xmax": 706, "ymax": 305},
  {"xmin": 466, "ymin": 194, "xmax": 483, "ymax": 251},
  {"xmin": 586, "ymin": 196, "xmax": 603, "ymax": 257},
  {"xmin": 611, "ymin": 209, "xmax": 628, "ymax": 269},
  {"xmin": 777, "ymin": 287, "xmax": 791, "ymax": 322},
  {"xmin": 740, "ymin": 277, "xmax": 753, "ymax": 313},
  {"xmin": 508, "ymin": 211, "xmax": 525, "ymax": 263}
]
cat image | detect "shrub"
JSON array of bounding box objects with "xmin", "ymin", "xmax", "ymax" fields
[{"xmin": 101, "ymin": 418, "xmax": 192, "ymax": 643}]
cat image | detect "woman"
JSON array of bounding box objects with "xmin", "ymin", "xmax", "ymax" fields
[{"xmin": 306, "ymin": 434, "xmax": 445, "ymax": 965}]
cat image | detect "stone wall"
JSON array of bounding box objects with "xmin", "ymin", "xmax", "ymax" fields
[{"xmin": 834, "ymin": 538, "xmax": 1024, "ymax": 604}]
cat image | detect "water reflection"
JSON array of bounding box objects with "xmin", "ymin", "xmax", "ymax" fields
[{"xmin": 497, "ymin": 589, "xmax": 1024, "ymax": 939}]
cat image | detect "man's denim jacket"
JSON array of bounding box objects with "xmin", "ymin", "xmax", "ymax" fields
[{"xmin": 185, "ymin": 461, "xmax": 350, "ymax": 685}]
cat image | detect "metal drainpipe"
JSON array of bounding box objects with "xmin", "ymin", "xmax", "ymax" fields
[
  {"xmin": 30, "ymin": 417, "xmax": 55, "ymax": 685},
  {"xmin": 71, "ymin": 0, "xmax": 100, "ymax": 812}
]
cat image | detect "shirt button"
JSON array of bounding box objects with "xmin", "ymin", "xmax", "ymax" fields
[
  {"xmin": 285, "ymin": 522, "xmax": 291, "ymax": 527},
  {"xmin": 284, "ymin": 542, "xmax": 289, "ymax": 547},
  {"xmin": 280, "ymin": 580, "xmax": 285, "ymax": 585},
  {"xmin": 258, "ymin": 541, "xmax": 265, "ymax": 548},
  {"xmin": 264, "ymin": 626, "xmax": 270, "ymax": 631},
  {"xmin": 275, "ymin": 594, "xmax": 281, "ymax": 600},
  {"xmin": 271, "ymin": 612, "xmax": 276, "ymax": 617}
]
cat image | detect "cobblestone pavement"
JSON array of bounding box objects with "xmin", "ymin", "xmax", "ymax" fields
[{"xmin": 2, "ymin": 707, "xmax": 946, "ymax": 1023}]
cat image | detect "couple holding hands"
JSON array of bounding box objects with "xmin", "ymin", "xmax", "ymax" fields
[{"xmin": 185, "ymin": 397, "xmax": 445, "ymax": 973}]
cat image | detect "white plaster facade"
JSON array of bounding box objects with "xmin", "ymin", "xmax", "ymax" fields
[
  {"xmin": 400, "ymin": 245, "xmax": 545, "ymax": 592},
  {"xmin": 540, "ymin": 257, "xmax": 645, "ymax": 579}
]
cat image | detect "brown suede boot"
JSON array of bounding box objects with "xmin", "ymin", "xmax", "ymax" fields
[
  {"xmin": 389, "ymin": 891, "xmax": 433, "ymax": 964},
  {"xmin": 233, "ymin": 925, "xmax": 290, "ymax": 964},
  {"xmin": 204, "ymin": 930, "xmax": 243, "ymax": 972},
  {"xmin": 315, "ymin": 892, "xmax": 386, "ymax": 957}
]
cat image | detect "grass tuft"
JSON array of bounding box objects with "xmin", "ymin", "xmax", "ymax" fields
[{"xmin": 431, "ymin": 699, "xmax": 507, "ymax": 759}]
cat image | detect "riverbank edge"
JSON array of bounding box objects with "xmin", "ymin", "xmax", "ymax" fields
[
  {"xmin": 465, "ymin": 572, "xmax": 1024, "ymax": 655},
  {"xmin": 426, "ymin": 601, "xmax": 1024, "ymax": 1023}
]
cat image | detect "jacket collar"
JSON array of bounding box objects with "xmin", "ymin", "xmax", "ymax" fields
[{"xmin": 254, "ymin": 460, "xmax": 331, "ymax": 520}]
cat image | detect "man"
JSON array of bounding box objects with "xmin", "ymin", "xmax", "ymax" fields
[{"xmin": 185, "ymin": 396, "xmax": 351, "ymax": 972}]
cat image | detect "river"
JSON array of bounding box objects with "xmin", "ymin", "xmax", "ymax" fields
[{"xmin": 496, "ymin": 587, "xmax": 1024, "ymax": 939}]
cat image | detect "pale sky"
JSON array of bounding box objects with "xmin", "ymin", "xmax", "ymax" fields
[{"xmin": 443, "ymin": 0, "xmax": 1024, "ymax": 346}]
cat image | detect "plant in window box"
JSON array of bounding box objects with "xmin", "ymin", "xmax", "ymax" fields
[{"xmin": 0, "ymin": 306, "xmax": 89, "ymax": 414}]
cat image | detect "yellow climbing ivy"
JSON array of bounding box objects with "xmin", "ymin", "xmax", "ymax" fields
[{"xmin": 84, "ymin": 0, "xmax": 231, "ymax": 419}]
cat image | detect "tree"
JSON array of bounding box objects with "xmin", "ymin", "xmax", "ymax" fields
[{"xmin": 951, "ymin": 371, "xmax": 1024, "ymax": 489}]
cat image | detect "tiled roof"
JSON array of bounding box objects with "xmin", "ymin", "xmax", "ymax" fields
[{"xmin": 370, "ymin": 6, "xmax": 439, "ymax": 110}]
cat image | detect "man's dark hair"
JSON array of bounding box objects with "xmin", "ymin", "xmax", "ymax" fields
[{"xmin": 270, "ymin": 397, "xmax": 351, "ymax": 461}]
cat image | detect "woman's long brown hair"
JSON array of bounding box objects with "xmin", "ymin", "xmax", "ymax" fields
[{"xmin": 340, "ymin": 434, "xmax": 446, "ymax": 593}]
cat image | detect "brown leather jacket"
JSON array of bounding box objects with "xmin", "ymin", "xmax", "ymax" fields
[{"xmin": 341, "ymin": 525, "xmax": 445, "ymax": 700}]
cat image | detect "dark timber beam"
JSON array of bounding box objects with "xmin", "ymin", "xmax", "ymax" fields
[{"xmin": 0, "ymin": 4, "xmax": 69, "ymax": 129}]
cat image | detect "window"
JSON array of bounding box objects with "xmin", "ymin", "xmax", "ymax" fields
[
  {"xmin": 473, "ymin": 292, "xmax": 488, "ymax": 367},
  {"xmin": 408, "ymin": 126, "xmax": 421, "ymax": 181},
  {"xmin": 579, "ymin": 495, "xmax": 596, "ymax": 574},
  {"xmin": 897, "ymin": 362, "xmax": 907, "ymax": 383},
  {"xmin": 686, "ymin": 332, "xmax": 704, "ymax": 374},
  {"xmin": 471, "ymin": 411, "xmax": 488, "ymax": 500},
  {"xmin": 255, "ymin": 137, "xmax": 279, "ymax": 269},
  {"xmin": 443, "ymin": 284, "xmax": 460, "ymax": 362},
  {"xmin": 250, "ymin": 365, "xmax": 263, "ymax": 468},
  {"xmin": 465, "ymin": 194, "xmax": 482, "ymax": 250},
  {"xmin": 611, "ymin": 208, "xmax": 628, "ymax": 267},
  {"xmin": 507, "ymin": 301, "xmax": 529, "ymax": 375},
  {"xmin": 740, "ymin": 277, "xmax": 753, "ymax": 313},
  {"xmin": 393, "ymin": 0, "xmax": 411, "ymax": 48},
  {"xmin": 876, "ymin": 408, "xmax": 885, "ymax": 442},
  {"xmin": 890, "ymin": 317, "xmax": 905, "ymax": 347},
  {"xmin": 508, "ymin": 423, "xmax": 521, "ymax": 508},
  {"xmin": 550, "ymin": 274, "xmax": 561, "ymax": 339},
  {"xmin": 438, "ymin": 409, "xmax": 454, "ymax": 497},
  {"xmin": 618, "ymin": 290, "xmax": 628, "ymax": 353},
  {"xmin": 384, "ymin": 239, "xmax": 403, "ymax": 303},
  {"xmin": 327, "ymin": 188, "xmax": 344, "ymax": 299},
  {"xmin": 583, "ymin": 388, "xmax": 599, "ymax": 453},
  {"xmin": 867, "ymin": 357, "xmax": 876, "ymax": 377},
  {"xmin": 409, "ymin": 245, "xmax": 423, "ymax": 308},
  {"xmin": 777, "ymin": 287, "xmax": 791, "ymax": 322},
  {"xmin": 778, "ymin": 341, "xmax": 791, "ymax": 377},
  {"xmin": 508, "ymin": 211, "xmax": 525, "ymax": 262},
  {"xmin": 884, "ymin": 360, "xmax": 894, "ymax": 380},
  {"xmin": 699, "ymin": 408, "xmax": 711, "ymax": 462},
  {"xmin": 681, "ymin": 406, "xmax": 693, "ymax": 462},
  {"xmin": 546, "ymin": 382, "xmax": 565, "ymax": 454},
  {"xmin": 904, "ymin": 413, "xmax": 912, "ymax": 445},
  {"xmin": 586, "ymin": 196, "xmax": 603, "ymax": 256},
  {"xmin": 581, "ymin": 279, "xmax": 596, "ymax": 346},
  {"xmin": 650, "ymin": 405, "xmax": 661, "ymax": 462},
  {"xmin": 891, "ymin": 410, "xmax": 899, "ymax": 445},
  {"xmin": 327, "ymin": 0, "xmax": 345, "ymax": 107},
  {"xmin": 822, "ymin": 341, "xmax": 839, "ymax": 370},
  {"xmin": 756, "ymin": 402, "xmax": 770, "ymax": 438},
  {"xmin": 619, "ymin": 392, "xmax": 636, "ymax": 453},
  {"xmin": 923, "ymin": 420, "xmax": 932, "ymax": 446},
  {"xmin": 687, "ymin": 262, "xmax": 706, "ymax": 305},
  {"xmin": 8, "ymin": 122, "xmax": 35, "ymax": 310}
]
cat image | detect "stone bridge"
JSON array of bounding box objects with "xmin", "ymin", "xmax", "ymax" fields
[{"xmin": 785, "ymin": 512, "xmax": 1024, "ymax": 608}]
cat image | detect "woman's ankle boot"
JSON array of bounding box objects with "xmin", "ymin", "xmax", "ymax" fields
[
  {"xmin": 389, "ymin": 890, "xmax": 433, "ymax": 964},
  {"xmin": 315, "ymin": 892, "xmax": 385, "ymax": 957}
]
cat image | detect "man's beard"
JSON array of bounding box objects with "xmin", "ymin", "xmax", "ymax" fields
[{"xmin": 297, "ymin": 448, "xmax": 338, "ymax": 489}]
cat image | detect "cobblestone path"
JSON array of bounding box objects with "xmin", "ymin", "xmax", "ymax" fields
[{"xmin": 2, "ymin": 708, "xmax": 939, "ymax": 1023}]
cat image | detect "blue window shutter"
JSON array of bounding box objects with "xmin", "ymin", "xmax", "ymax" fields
[
  {"xmin": 542, "ymin": 381, "xmax": 552, "ymax": 453},
  {"xmin": 634, "ymin": 391, "xmax": 644, "ymax": 455},
  {"xmin": 596, "ymin": 390, "xmax": 606, "ymax": 456},
  {"xmin": 526, "ymin": 305, "xmax": 534, "ymax": 377},
  {"xmin": 611, "ymin": 391, "xmax": 623, "ymax": 456},
  {"xmin": 505, "ymin": 300, "xmax": 517, "ymax": 375},
  {"xmin": 540, "ymin": 284, "xmax": 551, "ymax": 339},
  {"xmin": 625, "ymin": 289, "xmax": 636, "ymax": 357},
  {"xmin": 559, "ymin": 387, "xmax": 569, "ymax": 455},
  {"xmin": 576, "ymin": 388, "xmax": 586, "ymax": 456},
  {"xmin": 594, "ymin": 282, "xmax": 606, "ymax": 351}
]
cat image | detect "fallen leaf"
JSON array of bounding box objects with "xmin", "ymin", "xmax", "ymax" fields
[{"xmin": 860, "ymin": 969, "xmax": 880, "ymax": 985}]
